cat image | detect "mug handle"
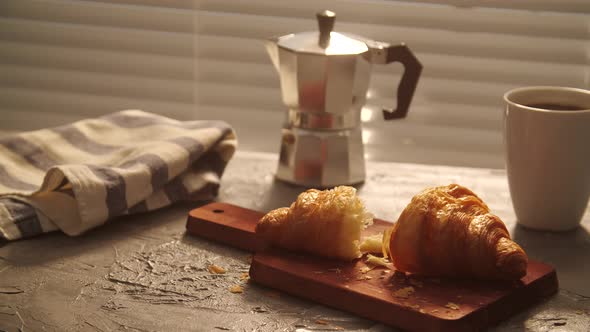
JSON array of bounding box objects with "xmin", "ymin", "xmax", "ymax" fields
[{"xmin": 367, "ymin": 42, "xmax": 423, "ymax": 120}]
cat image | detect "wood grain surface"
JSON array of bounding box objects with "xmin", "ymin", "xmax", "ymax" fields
[{"xmin": 186, "ymin": 202, "xmax": 559, "ymax": 332}]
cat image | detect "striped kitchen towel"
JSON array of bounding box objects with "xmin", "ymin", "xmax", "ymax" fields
[{"xmin": 0, "ymin": 110, "xmax": 237, "ymax": 241}]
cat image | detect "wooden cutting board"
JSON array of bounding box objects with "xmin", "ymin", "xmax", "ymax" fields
[{"xmin": 186, "ymin": 202, "xmax": 558, "ymax": 332}]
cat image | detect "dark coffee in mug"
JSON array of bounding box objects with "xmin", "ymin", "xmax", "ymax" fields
[{"xmin": 526, "ymin": 103, "xmax": 586, "ymax": 111}]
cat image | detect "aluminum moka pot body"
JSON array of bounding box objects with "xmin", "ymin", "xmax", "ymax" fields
[{"xmin": 266, "ymin": 11, "xmax": 423, "ymax": 187}]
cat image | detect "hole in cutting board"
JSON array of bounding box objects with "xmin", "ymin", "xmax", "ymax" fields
[{"xmin": 213, "ymin": 209, "xmax": 224, "ymax": 213}]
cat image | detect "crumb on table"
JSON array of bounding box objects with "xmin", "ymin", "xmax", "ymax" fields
[
  {"xmin": 229, "ymin": 285, "xmax": 243, "ymax": 293},
  {"xmin": 239, "ymin": 272, "xmax": 250, "ymax": 281},
  {"xmin": 208, "ymin": 264, "xmax": 226, "ymax": 274},
  {"xmin": 392, "ymin": 286, "xmax": 415, "ymax": 299},
  {"xmin": 445, "ymin": 302, "xmax": 460, "ymax": 310}
]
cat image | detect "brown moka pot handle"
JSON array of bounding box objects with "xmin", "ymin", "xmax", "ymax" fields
[{"xmin": 368, "ymin": 42, "xmax": 423, "ymax": 120}]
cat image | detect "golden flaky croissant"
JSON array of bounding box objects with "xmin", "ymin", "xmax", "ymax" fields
[
  {"xmin": 256, "ymin": 186, "xmax": 373, "ymax": 260},
  {"xmin": 387, "ymin": 184, "xmax": 528, "ymax": 280}
]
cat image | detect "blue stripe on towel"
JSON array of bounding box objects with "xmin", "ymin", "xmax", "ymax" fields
[
  {"xmin": 0, "ymin": 136, "xmax": 58, "ymax": 171},
  {"xmin": 0, "ymin": 165, "xmax": 37, "ymax": 191},
  {"xmin": 163, "ymin": 176, "xmax": 189, "ymax": 202},
  {"xmin": 167, "ymin": 136, "xmax": 205, "ymax": 164},
  {"xmin": 104, "ymin": 112, "xmax": 231, "ymax": 132},
  {"xmin": 87, "ymin": 166, "xmax": 128, "ymax": 219},
  {"xmin": 119, "ymin": 154, "xmax": 169, "ymax": 191},
  {"xmin": 53, "ymin": 125, "xmax": 118, "ymax": 155},
  {"xmin": 1, "ymin": 198, "xmax": 43, "ymax": 238}
]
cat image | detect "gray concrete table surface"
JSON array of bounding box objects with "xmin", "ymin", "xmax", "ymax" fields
[{"xmin": 1, "ymin": 151, "xmax": 589, "ymax": 332}]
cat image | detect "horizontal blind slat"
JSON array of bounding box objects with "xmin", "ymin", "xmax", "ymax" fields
[
  {"xmin": 0, "ymin": 0, "xmax": 194, "ymax": 33},
  {"xmin": 0, "ymin": 18, "xmax": 194, "ymax": 56},
  {"xmin": 199, "ymin": 0, "xmax": 590, "ymax": 38},
  {"xmin": 401, "ymin": 0, "xmax": 590, "ymax": 13},
  {"xmin": 0, "ymin": 87, "xmax": 194, "ymax": 119},
  {"xmin": 198, "ymin": 83, "xmax": 282, "ymax": 111},
  {"xmin": 80, "ymin": 0, "xmax": 195, "ymax": 10},
  {"xmin": 0, "ymin": 108, "xmax": 88, "ymax": 131},
  {"xmin": 196, "ymin": 105, "xmax": 503, "ymax": 168},
  {"xmin": 197, "ymin": 50, "xmax": 587, "ymax": 88},
  {"xmin": 363, "ymin": 103, "xmax": 502, "ymax": 131},
  {"xmin": 365, "ymin": 143, "xmax": 503, "ymax": 168},
  {"xmin": 364, "ymin": 123, "xmax": 501, "ymax": 154},
  {"xmin": 0, "ymin": 41, "xmax": 194, "ymax": 80},
  {"xmin": 196, "ymin": 81, "xmax": 504, "ymax": 132},
  {"xmin": 83, "ymin": 0, "xmax": 590, "ymax": 13},
  {"xmin": 196, "ymin": 59, "xmax": 584, "ymax": 110},
  {"xmin": 0, "ymin": 64, "xmax": 194, "ymax": 102},
  {"xmin": 197, "ymin": 12, "xmax": 588, "ymax": 64}
]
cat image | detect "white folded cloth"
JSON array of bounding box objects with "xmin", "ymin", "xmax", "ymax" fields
[{"xmin": 0, "ymin": 110, "xmax": 237, "ymax": 240}]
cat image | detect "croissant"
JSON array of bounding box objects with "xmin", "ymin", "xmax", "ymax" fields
[
  {"xmin": 387, "ymin": 184, "xmax": 528, "ymax": 280},
  {"xmin": 256, "ymin": 186, "xmax": 373, "ymax": 260}
]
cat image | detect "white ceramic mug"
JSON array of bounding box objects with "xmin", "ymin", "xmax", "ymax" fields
[{"xmin": 503, "ymin": 86, "xmax": 590, "ymax": 231}]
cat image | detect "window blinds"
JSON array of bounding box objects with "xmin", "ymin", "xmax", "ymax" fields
[{"xmin": 1, "ymin": 0, "xmax": 588, "ymax": 168}]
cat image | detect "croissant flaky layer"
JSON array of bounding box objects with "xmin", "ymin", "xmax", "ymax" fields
[
  {"xmin": 256, "ymin": 186, "xmax": 373, "ymax": 260},
  {"xmin": 388, "ymin": 184, "xmax": 528, "ymax": 280}
]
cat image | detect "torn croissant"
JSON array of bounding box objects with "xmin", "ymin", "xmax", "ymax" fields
[
  {"xmin": 256, "ymin": 186, "xmax": 373, "ymax": 260},
  {"xmin": 387, "ymin": 184, "xmax": 528, "ymax": 280}
]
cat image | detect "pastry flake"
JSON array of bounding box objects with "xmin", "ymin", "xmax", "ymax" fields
[
  {"xmin": 359, "ymin": 233, "xmax": 384, "ymax": 254},
  {"xmin": 365, "ymin": 254, "xmax": 391, "ymax": 268}
]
